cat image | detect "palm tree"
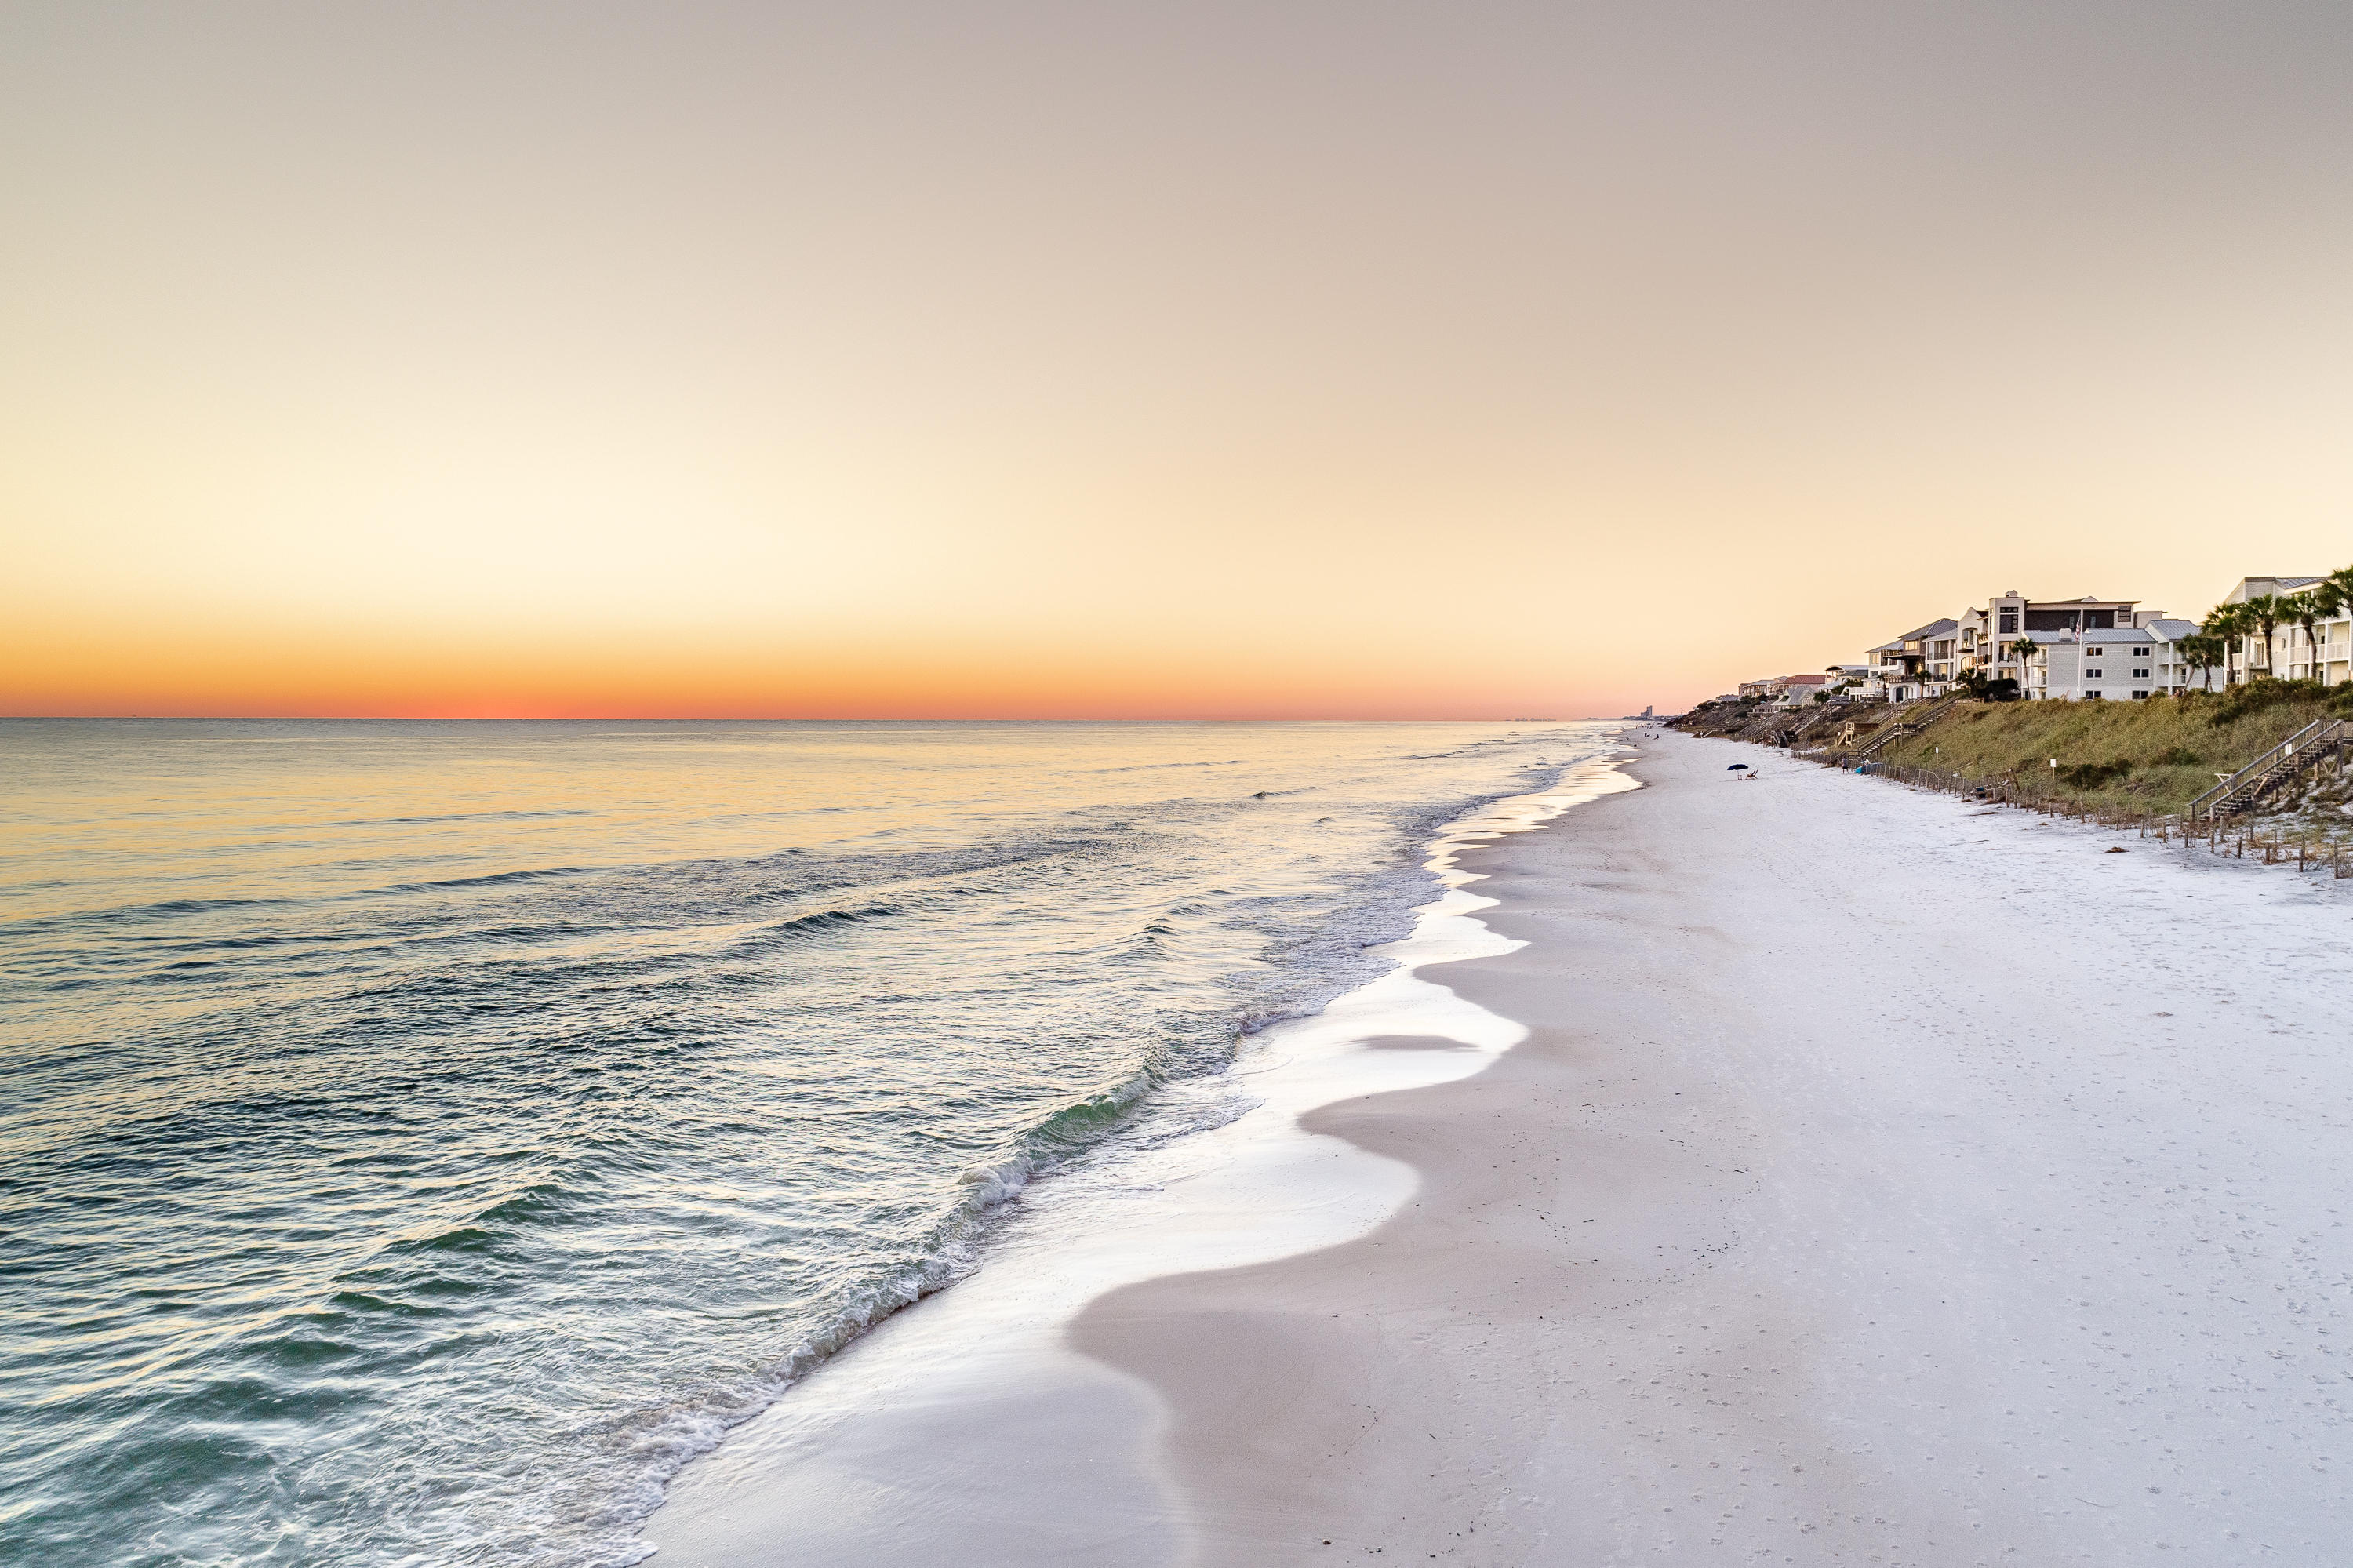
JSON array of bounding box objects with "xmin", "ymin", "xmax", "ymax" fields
[
  {"xmin": 2327, "ymin": 562, "xmax": 2353, "ymax": 625},
  {"xmin": 2242, "ymin": 594, "xmax": 2289, "ymax": 679},
  {"xmin": 2180, "ymin": 632, "xmax": 2225, "ymax": 693},
  {"xmin": 2009, "ymin": 637, "xmax": 2041, "ymax": 697},
  {"xmin": 2305, "ymin": 578, "xmax": 2350, "ymax": 686},
  {"xmin": 2293, "ymin": 586, "xmax": 2337, "ymax": 682},
  {"xmin": 2202, "ymin": 604, "xmax": 2242, "ymax": 686},
  {"xmin": 2184, "ymin": 631, "xmax": 2221, "ymax": 692}
]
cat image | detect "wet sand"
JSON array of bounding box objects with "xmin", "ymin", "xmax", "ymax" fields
[{"xmin": 1073, "ymin": 733, "xmax": 2353, "ymax": 1564}]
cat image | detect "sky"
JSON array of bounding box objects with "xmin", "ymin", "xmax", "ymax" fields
[{"xmin": 5, "ymin": 1, "xmax": 2352, "ymax": 718}]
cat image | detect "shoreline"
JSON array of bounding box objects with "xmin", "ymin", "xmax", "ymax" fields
[
  {"xmin": 641, "ymin": 749, "xmax": 1638, "ymax": 1565},
  {"xmin": 1071, "ymin": 732, "xmax": 2353, "ymax": 1563},
  {"xmin": 1065, "ymin": 757, "xmax": 1685, "ymax": 1561},
  {"xmin": 651, "ymin": 729, "xmax": 2353, "ymax": 1563}
]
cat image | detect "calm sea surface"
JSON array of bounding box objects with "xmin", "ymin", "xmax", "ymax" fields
[{"xmin": 0, "ymin": 719, "xmax": 1615, "ymax": 1566}]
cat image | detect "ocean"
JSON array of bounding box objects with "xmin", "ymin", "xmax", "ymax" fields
[{"xmin": 0, "ymin": 719, "xmax": 1618, "ymax": 1566}]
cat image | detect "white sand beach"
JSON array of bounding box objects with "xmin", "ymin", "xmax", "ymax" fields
[{"xmin": 652, "ymin": 733, "xmax": 2353, "ymax": 1565}]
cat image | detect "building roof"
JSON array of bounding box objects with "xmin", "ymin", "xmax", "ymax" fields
[
  {"xmin": 1872, "ymin": 617, "xmax": 1960, "ymax": 653},
  {"xmin": 2143, "ymin": 617, "xmax": 2199, "ymax": 640},
  {"xmin": 2224, "ymin": 576, "xmax": 2326, "ymax": 602}
]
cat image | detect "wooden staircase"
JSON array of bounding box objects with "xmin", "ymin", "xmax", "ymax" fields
[
  {"xmin": 1846, "ymin": 693, "xmax": 1963, "ymax": 761},
  {"xmin": 2188, "ymin": 717, "xmax": 2353, "ymax": 820}
]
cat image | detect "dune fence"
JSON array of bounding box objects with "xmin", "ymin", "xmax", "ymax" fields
[{"xmin": 1836, "ymin": 758, "xmax": 2353, "ymax": 878}]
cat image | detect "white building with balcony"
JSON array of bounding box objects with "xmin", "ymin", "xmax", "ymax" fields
[
  {"xmin": 1871, "ymin": 593, "xmax": 2165, "ymax": 701},
  {"xmin": 1867, "ymin": 618, "xmax": 1959, "ymax": 701},
  {"xmin": 1955, "ymin": 593, "xmax": 2154, "ymax": 695},
  {"xmin": 2020, "ymin": 630, "xmax": 2158, "ymax": 700},
  {"xmin": 2219, "ymin": 576, "xmax": 2350, "ymax": 685}
]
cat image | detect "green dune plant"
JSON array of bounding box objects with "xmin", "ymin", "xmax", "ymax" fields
[{"xmin": 1871, "ymin": 689, "xmax": 2340, "ymax": 813}]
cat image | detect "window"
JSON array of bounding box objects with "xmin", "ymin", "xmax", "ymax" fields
[
  {"xmin": 2086, "ymin": 646, "xmax": 2104, "ymax": 657},
  {"xmin": 2025, "ymin": 609, "xmax": 2114, "ymax": 631},
  {"xmin": 2132, "ymin": 668, "xmax": 2149, "ymax": 678},
  {"xmin": 2133, "ymin": 690, "xmax": 2151, "ymax": 700},
  {"xmin": 2086, "ymin": 690, "xmax": 2104, "ymax": 699},
  {"xmin": 1998, "ymin": 612, "xmax": 2019, "ymax": 633},
  {"xmin": 2086, "ymin": 668, "xmax": 2104, "ymax": 678}
]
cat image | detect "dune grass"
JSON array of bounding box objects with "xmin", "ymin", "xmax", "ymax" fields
[{"xmin": 1874, "ymin": 683, "xmax": 2353, "ymax": 813}]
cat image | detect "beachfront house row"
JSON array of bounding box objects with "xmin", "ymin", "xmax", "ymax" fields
[
  {"xmin": 1867, "ymin": 593, "xmax": 2202, "ymax": 702},
  {"xmin": 2067, "ymin": 577, "xmax": 2349, "ymax": 692},
  {"xmin": 1843, "ymin": 577, "xmax": 2353, "ymax": 708},
  {"xmin": 1773, "ymin": 673, "xmax": 1832, "ymax": 706},
  {"xmin": 2028, "ymin": 577, "xmax": 2353, "ymax": 693},
  {"xmin": 1736, "ymin": 672, "xmax": 1842, "ymax": 706}
]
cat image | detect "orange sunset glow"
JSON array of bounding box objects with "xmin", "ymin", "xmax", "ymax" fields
[{"xmin": 7, "ymin": 4, "xmax": 2352, "ymax": 717}]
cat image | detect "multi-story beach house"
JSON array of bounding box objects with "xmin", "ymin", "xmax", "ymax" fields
[
  {"xmin": 1824, "ymin": 663, "xmax": 1878, "ymax": 699},
  {"xmin": 1822, "ymin": 576, "xmax": 2353, "ymax": 710},
  {"xmin": 1867, "ymin": 593, "xmax": 2195, "ymax": 701},
  {"xmin": 1871, "ymin": 598, "xmax": 2078, "ymax": 700},
  {"xmin": 2017, "ymin": 617, "xmax": 2198, "ymax": 700},
  {"xmin": 1866, "ymin": 618, "xmax": 1959, "ymax": 701},
  {"xmin": 2144, "ymin": 618, "xmax": 2201, "ymax": 693},
  {"xmin": 1958, "ymin": 593, "xmax": 2144, "ymax": 693},
  {"xmin": 2217, "ymin": 575, "xmax": 2350, "ymax": 685}
]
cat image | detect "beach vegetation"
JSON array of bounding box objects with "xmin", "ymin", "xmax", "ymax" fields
[
  {"xmin": 2293, "ymin": 583, "xmax": 2341, "ymax": 676},
  {"xmin": 2175, "ymin": 631, "xmax": 2226, "ymax": 691},
  {"xmin": 2204, "ymin": 602, "xmax": 2252, "ymax": 685},
  {"xmin": 1955, "ymin": 668, "xmax": 2019, "ymax": 702},
  {"xmin": 2055, "ymin": 759, "xmax": 2133, "ymax": 791},
  {"xmin": 1871, "ymin": 690, "xmax": 2348, "ymax": 812},
  {"xmin": 2221, "ymin": 595, "xmax": 2293, "ymax": 681}
]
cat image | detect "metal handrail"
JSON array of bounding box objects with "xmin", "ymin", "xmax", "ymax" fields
[{"xmin": 2188, "ymin": 716, "xmax": 2341, "ymax": 819}]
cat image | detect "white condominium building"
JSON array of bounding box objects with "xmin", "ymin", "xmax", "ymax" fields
[
  {"xmin": 2219, "ymin": 577, "xmax": 2351, "ymax": 686},
  {"xmin": 2019, "ymin": 618, "xmax": 2198, "ymax": 700}
]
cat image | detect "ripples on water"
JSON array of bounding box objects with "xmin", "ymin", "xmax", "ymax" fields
[{"xmin": 0, "ymin": 719, "xmax": 1614, "ymax": 1566}]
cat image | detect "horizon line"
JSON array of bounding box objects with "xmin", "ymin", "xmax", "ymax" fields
[{"xmin": 0, "ymin": 712, "xmax": 1627, "ymax": 724}]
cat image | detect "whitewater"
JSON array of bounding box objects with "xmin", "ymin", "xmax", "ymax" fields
[{"xmin": 0, "ymin": 718, "xmax": 1620, "ymax": 1566}]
